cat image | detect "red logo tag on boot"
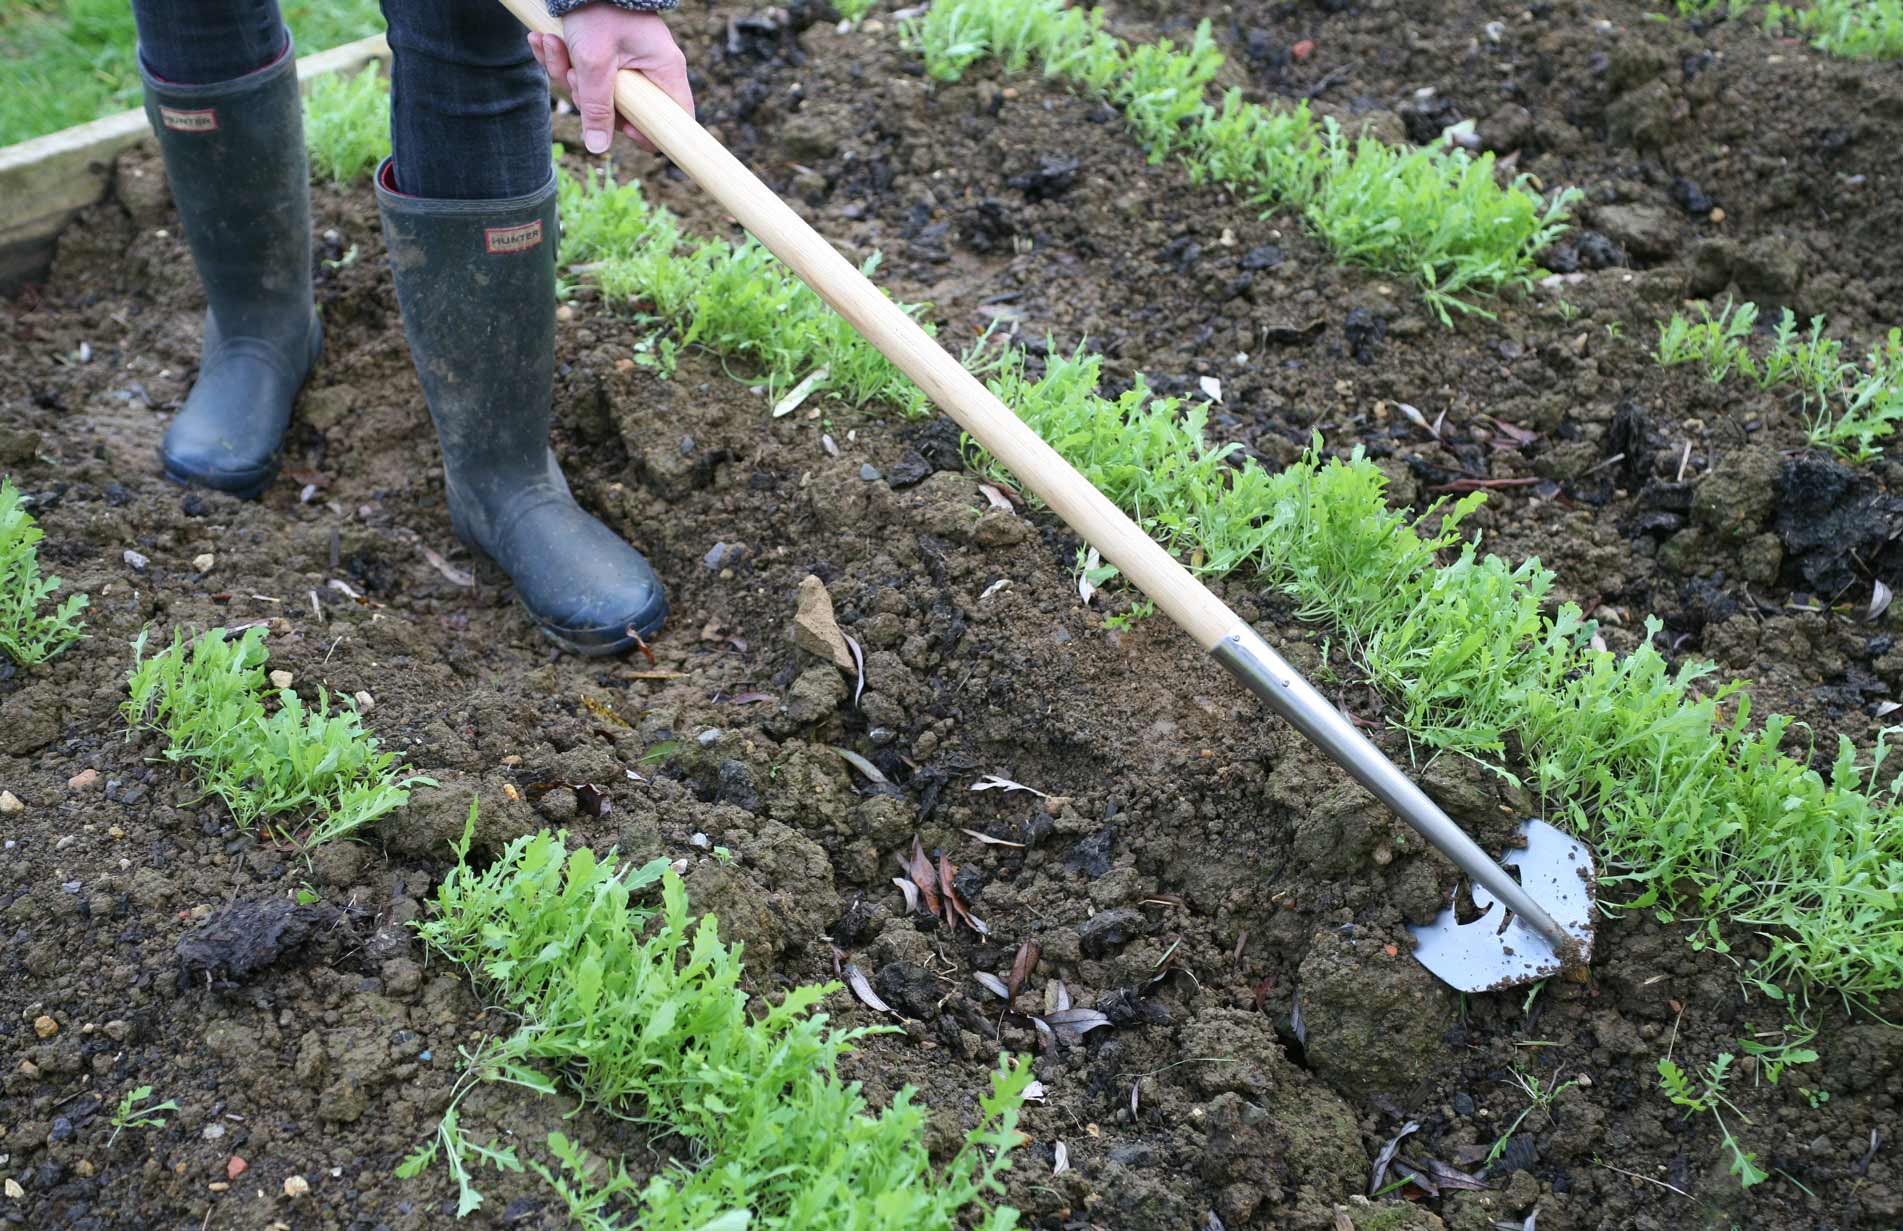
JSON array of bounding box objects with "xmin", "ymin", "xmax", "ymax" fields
[
  {"xmin": 484, "ymin": 221, "xmax": 544, "ymax": 255},
  {"xmin": 159, "ymin": 106, "xmax": 219, "ymax": 133}
]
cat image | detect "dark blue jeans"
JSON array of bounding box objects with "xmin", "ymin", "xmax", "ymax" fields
[{"xmin": 132, "ymin": 0, "xmax": 551, "ymax": 200}]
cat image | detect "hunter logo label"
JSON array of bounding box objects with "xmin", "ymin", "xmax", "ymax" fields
[
  {"xmin": 158, "ymin": 106, "xmax": 218, "ymax": 133},
  {"xmin": 484, "ymin": 221, "xmax": 544, "ymax": 255}
]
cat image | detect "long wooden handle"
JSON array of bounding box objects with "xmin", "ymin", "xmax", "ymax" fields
[{"xmin": 502, "ymin": 0, "xmax": 1238, "ymax": 650}]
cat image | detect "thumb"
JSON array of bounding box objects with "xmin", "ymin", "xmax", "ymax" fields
[{"xmin": 575, "ymin": 58, "xmax": 618, "ymax": 154}]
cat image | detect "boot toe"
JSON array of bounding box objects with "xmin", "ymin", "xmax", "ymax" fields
[
  {"xmin": 160, "ymin": 425, "xmax": 277, "ymax": 498},
  {"xmin": 500, "ymin": 511, "xmax": 669, "ymax": 656},
  {"xmin": 160, "ymin": 350, "xmax": 303, "ymax": 499}
]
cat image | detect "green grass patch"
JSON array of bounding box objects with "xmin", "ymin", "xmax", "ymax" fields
[
  {"xmin": 901, "ymin": 0, "xmax": 1578, "ymax": 322},
  {"xmin": 303, "ymin": 62, "xmax": 391, "ymax": 184},
  {"xmin": 406, "ymin": 815, "xmax": 1033, "ymax": 1226},
  {"xmin": 0, "ymin": 0, "xmax": 385, "ymax": 146},
  {"xmin": 1654, "ymin": 299, "xmax": 1903, "ymax": 461},
  {"xmin": 1770, "ymin": 0, "xmax": 1903, "ymax": 57},
  {"xmin": 0, "ymin": 477, "xmax": 87, "ymax": 666},
  {"xmin": 1668, "ymin": 1, "xmax": 1903, "ymax": 60},
  {"xmin": 123, "ymin": 625, "xmax": 427, "ymax": 843},
  {"xmin": 557, "ymin": 161, "xmax": 933, "ymax": 413}
]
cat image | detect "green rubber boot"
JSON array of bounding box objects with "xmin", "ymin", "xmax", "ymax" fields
[
  {"xmin": 374, "ymin": 159, "xmax": 667, "ymax": 654},
  {"xmin": 139, "ymin": 37, "xmax": 321, "ymax": 498}
]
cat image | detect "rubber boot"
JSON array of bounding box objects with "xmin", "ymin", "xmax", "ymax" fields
[
  {"xmin": 373, "ymin": 159, "xmax": 667, "ymax": 654},
  {"xmin": 139, "ymin": 35, "xmax": 322, "ymax": 498}
]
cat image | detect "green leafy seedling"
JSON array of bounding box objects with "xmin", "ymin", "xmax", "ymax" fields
[
  {"xmin": 108, "ymin": 1085, "xmax": 179, "ymax": 1146},
  {"xmin": 0, "ymin": 477, "xmax": 88, "ymax": 666},
  {"xmin": 1658, "ymin": 1054, "xmax": 1769, "ymax": 1189}
]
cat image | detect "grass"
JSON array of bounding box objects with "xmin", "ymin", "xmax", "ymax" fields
[
  {"xmin": 0, "ymin": 477, "xmax": 87, "ymax": 666},
  {"xmin": 557, "ymin": 162, "xmax": 933, "ymax": 413},
  {"xmin": 303, "ymin": 62, "xmax": 391, "ymax": 184},
  {"xmin": 1769, "ymin": 0, "xmax": 1903, "ymax": 58},
  {"xmin": 1668, "ymin": 0, "xmax": 1903, "ymax": 60},
  {"xmin": 123, "ymin": 625, "xmax": 428, "ymax": 844},
  {"xmin": 0, "ymin": 0, "xmax": 385, "ymax": 146},
  {"xmin": 900, "ymin": 0, "xmax": 1579, "ymax": 323},
  {"xmin": 405, "ymin": 812, "xmax": 1033, "ymax": 1227},
  {"xmin": 1654, "ymin": 299, "xmax": 1903, "ymax": 461}
]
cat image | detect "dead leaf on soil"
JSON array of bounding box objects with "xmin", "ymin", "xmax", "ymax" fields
[
  {"xmin": 906, "ymin": 837, "xmax": 942, "ymax": 916},
  {"xmin": 1008, "ymin": 940, "xmax": 1039, "ymax": 1000},
  {"xmin": 1053, "ymin": 1141, "xmax": 1070, "ymax": 1176},
  {"xmin": 830, "ymin": 746, "xmax": 889, "ymax": 786},
  {"xmin": 1043, "ymin": 1007, "xmax": 1112, "ymax": 1044},
  {"xmin": 1370, "ymin": 1120, "xmax": 1420, "ymax": 1195},
  {"xmin": 973, "ymin": 971, "xmax": 1011, "ymax": 1000},
  {"xmin": 1423, "ymin": 1158, "xmax": 1491, "ymax": 1192},
  {"xmin": 891, "ymin": 876, "xmax": 920, "ymax": 913},
  {"xmin": 978, "ymin": 484, "xmax": 1017, "ymax": 514},
  {"xmin": 844, "ymin": 963, "xmax": 897, "ymax": 1016},
  {"xmin": 720, "ymin": 691, "xmax": 776, "ymax": 705},
  {"xmin": 1290, "ymin": 993, "xmax": 1307, "ymax": 1046},
  {"xmin": 844, "ymin": 633, "xmax": 866, "ymax": 709},
  {"xmin": 419, "ymin": 544, "xmax": 475, "ymax": 588},
  {"xmin": 959, "ymin": 826, "xmax": 1025, "ymax": 848},
  {"xmin": 572, "ymin": 784, "xmax": 612, "ymax": 818},
  {"xmin": 582, "ymin": 696, "xmax": 630, "ymax": 728},
  {"xmin": 1870, "ymin": 580, "xmax": 1893, "ymax": 622},
  {"xmin": 971, "ymin": 773, "xmax": 1048, "ymax": 798},
  {"xmin": 1077, "ymin": 546, "xmax": 1103, "ymax": 606},
  {"xmin": 1022, "ymin": 1080, "xmax": 1047, "ymax": 1103}
]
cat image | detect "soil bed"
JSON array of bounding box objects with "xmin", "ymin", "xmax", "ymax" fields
[{"xmin": 3, "ymin": 2, "xmax": 1899, "ymax": 1229}]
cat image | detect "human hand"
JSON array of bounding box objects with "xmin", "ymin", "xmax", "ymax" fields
[{"xmin": 529, "ymin": 6, "xmax": 693, "ymax": 156}]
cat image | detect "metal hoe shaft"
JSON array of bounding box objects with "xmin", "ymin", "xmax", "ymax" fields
[{"xmin": 1212, "ymin": 626, "xmax": 1573, "ymax": 950}]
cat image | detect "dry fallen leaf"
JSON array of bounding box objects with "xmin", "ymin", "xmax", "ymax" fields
[
  {"xmin": 1870, "ymin": 579, "xmax": 1893, "ymax": 622},
  {"xmin": 1008, "ymin": 940, "xmax": 1040, "ymax": 1000},
  {"xmin": 831, "ymin": 746, "xmax": 889, "ymax": 785},
  {"xmin": 960, "ymin": 826, "xmax": 1026, "ymax": 848},
  {"xmin": 978, "ymin": 484, "xmax": 1017, "ymax": 514},
  {"xmin": 973, "ymin": 971, "xmax": 1011, "ymax": 1000},
  {"xmin": 906, "ymin": 837, "xmax": 943, "ymax": 916},
  {"xmin": 1053, "ymin": 1140, "xmax": 1070, "ymax": 1176},
  {"xmin": 892, "ymin": 876, "xmax": 920, "ymax": 913},
  {"xmin": 845, "ymin": 963, "xmax": 898, "ymax": 1016},
  {"xmin": 419, "ymin": 543, "xmax": 475, "ymax": 588},
  {"xmin": 971, "ymin": 773, "xmax": 1048, "ymax": 798}
]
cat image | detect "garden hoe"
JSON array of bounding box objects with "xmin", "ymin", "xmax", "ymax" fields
[{"xmin": 496, "ymin": 0, "xmax": 1596, "ymax": 992}]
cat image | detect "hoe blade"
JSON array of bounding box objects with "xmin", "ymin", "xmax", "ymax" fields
[{"xmin": 1407, "ymin": 819, "xmax": 1596, "ymax": 993}]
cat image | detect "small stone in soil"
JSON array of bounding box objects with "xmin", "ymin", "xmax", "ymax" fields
[
  {"xmin": 269, "ymin": 670, "xmax": 294, "ymax": 690},
  {"xmin": 122, "ymin": 549, "xmax": 148, "ymax": 571},
  {"xmin": 34, "ymin": 1014, "xmax": 59, "ymax": 1039},
  {"xmin": 859, "ymin": 463, "xmax": 882, "ymax": 482},
  {"xmin": 68, "ymin": 768, "xmax": 99, "ymax": 790},
  {"xmin": 0, "ymin": 790, "xmax": 22, "ymax": 813},
  {"xmin": 193, "ymin": 553, "xmax": 215, "ymax": 573},
  {"xmin": 283, "ymin": 1175, "xmax": 310, "ymax": 1198}
]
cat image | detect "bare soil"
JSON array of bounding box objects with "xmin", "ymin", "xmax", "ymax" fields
[{"xmin": 3, "ymin": 3, "xmax": 1899, "ymax": 1229}]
